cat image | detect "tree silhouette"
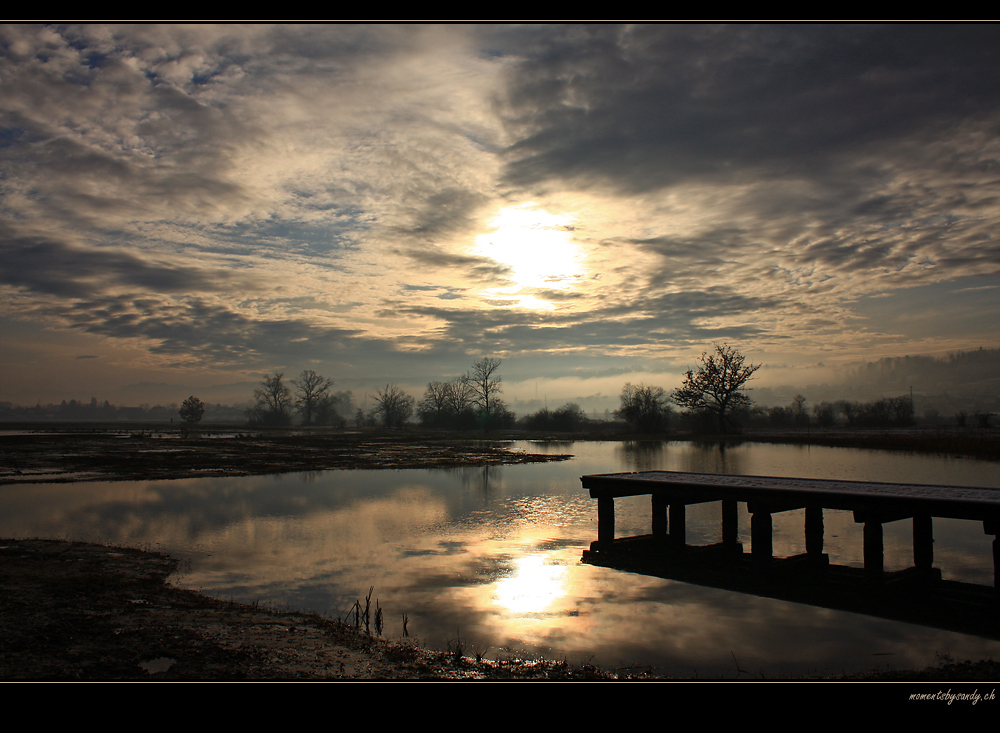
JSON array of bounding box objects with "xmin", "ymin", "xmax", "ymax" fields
[
  {"xmin": 373, "ymin": 384, "xmax": 414, "ymax": 428},
  {"xmin": 292, "ymin": 369, "xmax": 333, "ymax": 426},
  {"xmin": 672, "ymin": 343, "xmax": 761, "ymax": 433},
  {"xmin": 249, "ymin": 372, "xmax": 293, "ymax": 426},
  {"xmin": 615, "ymin": 383, "xmax": 671, "ymax": 432},
  {"xmin": 179, "ymin": 395, "xmax": 205, "ymax": 425},
  {"xmin": 470, "ymin": 357, "xmax": 503, "ymax": 429},
  {"xmin": 418, "ymin": 376, "xmax": 478, "ymax": 429}
]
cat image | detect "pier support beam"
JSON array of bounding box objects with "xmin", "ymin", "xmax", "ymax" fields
[
  {"xmin": 722, "ymin": 499, "xmax": 738, "ymax": 553},
  {"xmin": 913, "ymin": 515, "xmax": 934, "ymax": 573},
  {"xmin": 652, "ymin": 493, "xmax": 667, "ymax": 537},
  {"xmin": 598, "ymin": 496, "xmax": 615, "ymax": 546},
  {"xmin": 749, "ymin": 504, "xmax": 773, "ymax": 569},
  {"xmin": 669, "ymin": 503, "xmax": 686, "ymax": 547},
  {"xmin": 863, "ymin": 520, "xmax": 884, "ymax": 579},
  {"xmin": 984, "ymin": 520, "xmax": 1000, "ymax": 590},
  {"xmin": 805, "ymin": 506, "xmax": 824, "ymax": 565}
]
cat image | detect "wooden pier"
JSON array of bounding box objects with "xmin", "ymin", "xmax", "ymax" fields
[{"xmin": 582, "ymin": 470, "xmax": 1000, "ymax": 587}]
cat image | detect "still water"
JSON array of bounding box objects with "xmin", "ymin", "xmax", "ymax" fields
[{"xmin": 3, "ymin": 440, "xmax": 1000, "ymax": 678}]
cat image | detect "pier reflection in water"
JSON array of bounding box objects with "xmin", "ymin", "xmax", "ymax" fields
[
  {"xmin": 2, "ymin": 440, "xmax": 999, "ymax": 677},
  {"xmin": 581, "ymin": 469, "xmax": 1000, "ymax": 641}
]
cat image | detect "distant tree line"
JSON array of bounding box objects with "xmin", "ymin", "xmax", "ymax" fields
[
  {"xmin": 0, "ymin": 398, "xmax": 245, "ymax": 423},
  {"xmin": 245, "ymin": 357, "xmax": 514, "ymax": 431},
  {"xmin": 751, "ymin": 394, "xmax": 915, "ymax": 429},
  {"xmin": 12, "ymin": 344, "xmax": 990, "ymax": 433},
  {"xmin": 415, "ymin": 357, "xmax": 514, "ymax": 431},
  {"xmin": 519, "ymin": 402, "xmax": 589, "ymax": 432},
  {"xmin": 246, "ymin": 370, "xmax": 354, "ymax": 427}
]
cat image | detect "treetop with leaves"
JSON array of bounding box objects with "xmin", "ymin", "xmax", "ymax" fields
[{"xmin": 179, "ymin": 395, "xmax": 205, "ymax": 425}]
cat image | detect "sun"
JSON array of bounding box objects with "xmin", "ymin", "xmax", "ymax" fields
[{"xmin": 473, "ymin": 204, "xmax": 585, "ymax": 308}]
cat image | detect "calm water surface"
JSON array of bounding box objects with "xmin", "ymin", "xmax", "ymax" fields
[{"xmin": 3, "ymin": 440, "xmax": 1000, "ymax": 678}]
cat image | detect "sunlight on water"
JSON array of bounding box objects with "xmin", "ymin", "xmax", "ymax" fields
[
  {"xmin": 2, "ymin": 440, "xmax": 999, "ymax": 677},
  {"xmin": 494, "ymin": 554, "xmax": 570, "ymax": 615}
]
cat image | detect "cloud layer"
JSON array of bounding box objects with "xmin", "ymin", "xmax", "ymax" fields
[{"xmin": 2, "ymin": 24, "xmax": 999, "ymax": 404}]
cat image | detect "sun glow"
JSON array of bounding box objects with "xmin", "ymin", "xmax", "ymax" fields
[
  {"xmin": 493, "ymin": 553, "xmax": 569, "ymax": 614},
  {"xmin": 474, "ymin": 204, "xmax": 585, "ymax": 308}
]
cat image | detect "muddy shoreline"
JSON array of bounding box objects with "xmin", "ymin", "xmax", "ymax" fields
[{"xmin": 0, "ymin": 538, "xmax": 616, "ymax": 680}]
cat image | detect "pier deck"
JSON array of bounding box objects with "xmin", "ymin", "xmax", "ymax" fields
[{"xmin": 581, "ymin": 471, "xmax": 1000, "ymax": 585}]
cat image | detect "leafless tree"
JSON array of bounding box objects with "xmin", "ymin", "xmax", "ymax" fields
[
  {"xmin": 671, "ymin": 343, "xmax": 761, "ymax": 433},
  {"xmin": 470, "ymin": 357, "xmax": 502, "ymax": 422},
  {"xmin": 615, "ymin": 383, "xmax": 671, "ymax": 433},
  {"xmin": 373, "ymin": 384, "xmax": 414, "ymax": 428},
  {"xmin": 418, "ymin": 376, "xmax": 478, "ymax": 429},
  {"xmin": 418, "ymin": 381, "xmax": 452, "ymax": 427},
  {"xmin": 447, "ymin": 374, "xmax": 477, "ymax": 416},
  {"xmin": 292, "ymin": 369, "xmax": 334, "ymax": 426},
  {"xmin": 249, "ymin": 372, "xmax": 293, "ymax": 426}
]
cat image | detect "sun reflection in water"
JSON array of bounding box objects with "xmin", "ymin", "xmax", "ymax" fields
[{"xmin": 493, "ymin": 553, "xmax": 569, "ymax": 615}]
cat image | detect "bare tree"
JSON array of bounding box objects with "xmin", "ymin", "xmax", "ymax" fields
[
  {"xmin": 418, "ymin": 381, "xmax": 453, "ymax": 428},
  {"xmin": 470, "ymin": 357, "xmax": 502, "ymax": 426},
  {"xmin": 791, "ymin": 394, "xmax": 809, "ymax": 427},
  {"xmin": 418, "ymin": 381, "xmax": 450, "ymax": 424},
  {"xmin": 418, "ymin": 376, "xmax": 478, "ymax": 429},
  {"xmin": 615, "ymin": 383, "xmax": 671, "ymax": 433},
  {"xmin": 292, "ymin": 369, "xmax": 334, "ymax": 426},
  {"xmin": 446, "ymin": 374, "xmax": 477, "ymax": 417},
  {"xmin": 672, "ymin": 343, "xmax": 761, "ymax": 433},
  {"xmin": 249, "ymin": 372, "xmax": 293, "ymax": 426},
  {"xmin": 373, "ymin": 384, "xmax": 414, "ymax": 428},
  {"xmin": 179, "ymin": 395, "xmax": 205, "ymax": 425}
]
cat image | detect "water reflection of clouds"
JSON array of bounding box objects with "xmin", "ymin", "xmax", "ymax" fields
[{"xmin": 3, "ymin": 441, "xmax": 1000, "ymax": 675}]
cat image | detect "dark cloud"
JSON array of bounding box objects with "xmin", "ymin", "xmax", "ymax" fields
[
  {"xmin": 394, "ymin": 286, "xmax": 774, "ymax": 355},
  {"xmin": 35, "ymin": 293, "xmax": 366, "ymax": 368},
  {"xmin": 496, "ymin": 24, "xmax": 1000, "ymax": 194},
  {"xmin": 397, "ymin": 187, "xmax": 488, "ymax": 238},
  {"xmin": 395, "ymin": 245, "xmax": 513, "ymax": 284},
  {"xmin": 0, "ymin": 225, "xmax": 250, "ymax": 299}
]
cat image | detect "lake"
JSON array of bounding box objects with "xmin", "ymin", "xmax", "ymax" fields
[{"xmin": 3, "ymin": 439, "xmax": 1000, "ymax": 678}]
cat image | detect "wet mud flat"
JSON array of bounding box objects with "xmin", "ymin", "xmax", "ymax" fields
[{"xmin": 0, "ymin": 431, "xmax": 572, "ymax": 485}]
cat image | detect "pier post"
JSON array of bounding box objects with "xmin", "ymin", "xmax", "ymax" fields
[
  {"xmin": 722, "ymin": 499, "xmax": 738, "ymax": 553},
  {"xmin": 913, "ymin": 515, "xmax": 933, "ymax": 573},
  {"xmin": 669, "ymin": 503, "xmax": 686, "ymax": 547},
  {"xmin": 984, "ymin": 520, "xmax": 999, "ymax": 590},
  {"xmin": 805, "ymin": 506, "xmax": 824, "ymax": 565},
  {"xmin": 652, "ymin": 493, "xmax": 667, "ymax": 537},
  {"xmin": 863, "ymin": 519, "xmax": 884, "ymax": 579},
  {"xmin": 749, "ymin": 504, "xmax": 772, "ymax": 569},
  {"xmin": 598, "ymin": 496, "xmax": 615, "ymax": 546}
]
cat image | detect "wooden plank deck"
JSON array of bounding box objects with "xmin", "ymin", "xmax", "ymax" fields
[{"xmin": 581, "ymin": 470, "xmax": 1000, "ymax": 586}]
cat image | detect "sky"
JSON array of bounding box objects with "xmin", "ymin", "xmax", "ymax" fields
[{"xmin": 1, "ymin": 23, "xmax": 999, "ymax": 411}]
